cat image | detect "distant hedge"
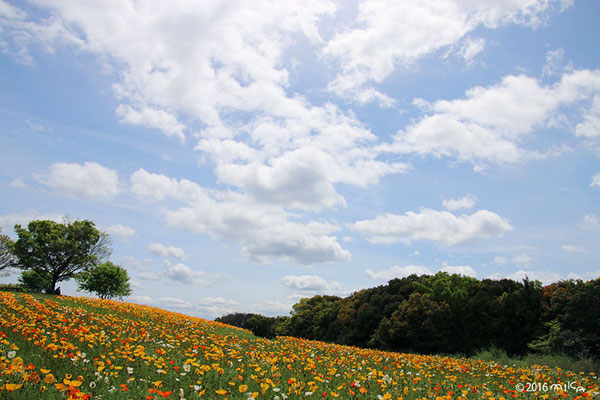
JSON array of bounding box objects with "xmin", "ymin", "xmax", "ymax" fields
[{"xmin": 0, "ymin": 283, "xmax": 25, "ymax": 292}]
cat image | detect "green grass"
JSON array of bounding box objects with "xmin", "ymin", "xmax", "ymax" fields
[{"xmin": 474, "ymin": 345, "xmax": 599, "ymax": 374}]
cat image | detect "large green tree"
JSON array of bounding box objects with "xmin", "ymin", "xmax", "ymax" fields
[
  {"xmin": 76, "ymin": 261, "xmax": 132, "ymax": 299},
  {"xmin": 12, "ymin": 219, "xmax": 111, "ymax": 294},
  {"xmin": 0, "ymin": 228, "xmax": 17, "ymax": 272}
]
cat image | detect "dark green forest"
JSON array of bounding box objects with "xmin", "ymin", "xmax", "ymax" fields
[{"xmin": 217, "ymin": 273, "xmax": 600, "ymax": 363}]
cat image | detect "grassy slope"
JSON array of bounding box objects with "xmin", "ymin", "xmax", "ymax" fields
[{"xmin": 0, "ymin": 291, "xmax": 598, "ymax": 399}]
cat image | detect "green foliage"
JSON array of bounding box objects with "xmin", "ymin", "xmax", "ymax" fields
[
  {"xmin": 531, "ymin": 278, "xmax": 600, "ymax": 359},
  {"xmin": 474, "ymin": 346, "xmax": 599, "ymax": 374},
  {"xmin": 373, "ymin": 292, "xmax": 453, "ymax": 353},
  {"xmin": 12, "ymin": 219, "xmax": 111, "ymax": 293},
  {"xmin": 215, "ymin": 312, "xmax": 257, "ymax": 329},
  {"xmin": 18, "ymin": 269, "xmax": 52, "ymax": 293},
  {"xmin": 285, "ymin": 295, "xmax": 341, "ymax": 340},
  {"xmin": 244, "ymin": 314, "xmax": 289, "ymax": 338},
  {"xmin": 234, "ymin": 271, "xmax": 600, "ymax": 364},
  {"xmin": 0, "ymin": 227, "xmax": 17, "ymax": 271},
  {"xmin": 0, "ymin": 283, "xmax": 24, "ymax": 292},
  {"xmin": 76, "ymin": 261, "xmax": 132, "ymax": 299}
]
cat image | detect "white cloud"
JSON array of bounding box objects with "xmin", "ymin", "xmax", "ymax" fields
[
  {"xmin": 39, "ymin": 161, "xmax": 120, "ymax": 200},
  {"xmin": 118, "ymin": 255, "xmax": 152, "ymax": 271},
  {"xmin": 9, "ymin": 178, "xmax": 28, "ymax": 188},
  {"xmin": 365, "ymin": 265, "xmax": 431, "ymax": 280},
  {"xmin": 158, "ymin": 296, "xmax": 193, "ymax": 310},
  {"xmin": 561, "ymin": 244, "xmax": 586, "ymax": 254},
  {"xmin": 129, "ymin": 280, "xmax": 146, "ymax": 290},
  {"xmin": 117, "ymin": 105, "xmax": 186, "ymax": 142},
  {"xmin": 576, "ymin": 96, "xmax": 600, "ymax": 138},
  {"xmin": 580, "ymin": 214, "xmax": 600, "ymax": 230},
  {"xmin": 353, "ymin": 208, "xmax": 512, "ymax": 246},
  {"xmin": 3, "ymin": 1, "xmax": 407, "ymax": 215},
  {"xmin": 380, "ymin": 70, "xmax": 600, "ymax": 168},
  {"xmin": 323, "ymin": 0, "xmax": 570, "ymax": 105},
  {"xmin": 513, "ymin": 254, "xmax": 534, "ymax": 268},
  {"xmin": 282, "ymin": 274, "xmax": 329, "ymax": 291},
  {"xmin": 127, "ymin": 295, "xmax": 153, "ymax": 306},
  {"xmin": 542, "ymin": 48, "xmax": 565, "ymax": 77},
  {"xmin": 0, "ymin": 210, "xmax": 65, "ymax": 232},
  {"xmin": 366, "ymin": 263, "xmax": 477, "ymax": 281},
  {"xmin": 137, "ymin": 271, "xmax": 160, "ymax": 281},
  {"xmin": 443, "ymin": 194, "xmax": 477, "ymax": 210},
  {"xmin": 591, "ymin": 172, "xmax": 600, "ymax": 189},
  {"xmin": 501, "ymin": 270, "xmax": 566, "ymax": 285},
  {"xmin": 148, "ymin": 242, "xmax": 187, "ymax": 260},
  {"xmin": 493, "ymin": 254, "xmax": 534, "ymax": 267},
  {"xmin": 281, "ymin": 274, "xmax": 347, "ymax": 296},
  {"xmin": 163, "ymin": 260, "xmax": 224, "ymax": 286},
  {"xmin": 0, "ymin": 1, "xmax": 84, "ymax": 65},
  {"xmin": 131, "ymin": 169, "xmax": 351, "ymax": 265},
  {"xmin": 195, "ymin": 297, "xmax": 240, "ymax": 319},
  {"xmin": 440, "ymin": 264, "xmax": 477, "ymax": 278},
  {"xmin": 460, "ymin": 37, "xmax": 486, "ymax": 65},
  {"xmin": 104, "ymin": 224, "xmax": 136, "ymax": 238}
]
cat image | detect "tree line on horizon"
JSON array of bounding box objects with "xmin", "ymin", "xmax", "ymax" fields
[{"xmin": 217, "ymin": 272, "xmax": 600, "ymax": 363}]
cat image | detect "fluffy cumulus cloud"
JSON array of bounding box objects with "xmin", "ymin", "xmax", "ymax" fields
[
  {"xmin": 148, "ymin": 242, "xmax": 187, "ymax": 260},
  {"xmin": 380, "ymin": 70, "xmax": 600, "ymax": 169},
  {"xmin": 323, "ymin": 0, "xmax": 571, "ymax": 105},
  {"xmin": 104, "ymin": 224, "xmax": 136, "ymax": 238},
  {"xmin": 2, "ymin": 0, "xmax": 408, "ymax": 215},
  {"xmin": 4, "ymin": 0, "xmax": 595, "ymax": 269},
  {"xmin": 283, "ymin": 274, "xmax": 329, "ymax": 291},
  {"xmin": 131, "ymin": 169, "xmax": 351, "ymax": 265},
  {"xmin": 39, "ymin": 162, "xmax": 120, "ymax": 200},
  {"xmin": 353, "ymin": 208, "xmax": 512, "ymax": 246},
  {"xmin": 116, "ymin": 105, "xmax": 186, "ymax": 143},
  {"xmin": 163, "ymin": 261, "xmax": 224, "ymax": 286}
]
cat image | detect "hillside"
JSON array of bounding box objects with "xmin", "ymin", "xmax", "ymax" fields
[{"xmin": 0, "ymin": 291, "xmax": 598, "ymax": 399}]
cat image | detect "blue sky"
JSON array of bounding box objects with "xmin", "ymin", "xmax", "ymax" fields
[{"xmin": 1, "ymin": 0, "xmax": 599, "ymax": 319}]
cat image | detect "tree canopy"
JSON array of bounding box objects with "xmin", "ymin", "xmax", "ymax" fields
[
  {"xmin": 12, "ymin": 219, "xmax": 111, "ymax": 293},
  {"xmin": 76, "ymin": 261, "xmax": 132, "ymax": 299},
  {"xmin": 0, "ymin": 228, "xmax": 17, "ymax": 272},
  {"xmin": 217, "ymin": 272, "xmax": 600, "ymax": 363}
]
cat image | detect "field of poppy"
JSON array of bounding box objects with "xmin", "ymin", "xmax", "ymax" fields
[{"xmin": 0, "ymin": 291, "xmax": 597, "ymax": 399}]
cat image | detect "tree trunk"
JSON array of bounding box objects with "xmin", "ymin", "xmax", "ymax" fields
[{"xmin": 47, "ymin": 271, "xmax": 59, "ymax": 294}]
